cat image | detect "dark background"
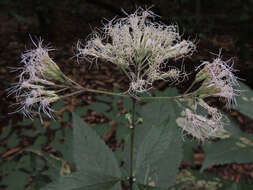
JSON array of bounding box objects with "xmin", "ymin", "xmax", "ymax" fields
[
  {"xmin": 1, "ymin": 0, "xmax": 253, "ymax": 91},
  {"xmin": 2, "ymin": 0, "xmax": 253, "ymax": 116},
  {"xmin": 0, "ymin": 0, "xmax": 253, "ymax": 187},
  {"xmin": 1, "ymin": 0, "xmax": 253, "ymax": 80}
]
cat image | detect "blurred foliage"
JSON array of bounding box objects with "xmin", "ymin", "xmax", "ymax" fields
[
  {"xmin": 1, "ymin": 82, "xmax": 253, "ymax": 189},
  {"xmin": 235, "ymin": 82, "xmax": 253, "ymax": 118},
  {"xmin": 0, "ymin": 100, "xmax": 74, "ymax": 189},
  {"xmin": 172, "ymin": 169, "xmax": 253, "ymax": 190}
]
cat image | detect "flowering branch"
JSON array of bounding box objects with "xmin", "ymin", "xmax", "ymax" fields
[
  {"xmin": 7, "ymin": 7, "xmax": 242, "ymax": 190},
  {"xmin": 8, "ymin": 8, "xmax": 240, "ymax": 144}
]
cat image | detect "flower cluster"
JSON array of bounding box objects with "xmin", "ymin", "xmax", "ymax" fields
[
  {"xmin": 194, "ymin": 54, "xmax": 239, "ymax": 107},
  {"xmin": 8, "ymin": 40, "xmax": 81, "ymax": 120},
  {"xmin": 76, "ymin": 8, "xmax": 240, "ymax": 141},
  {"xmin": 8, "ymin": 8, "xmax": 241, "ymax": 142},
  {"xmin": 77, "ymin": 8, "xmax": 195, "ymax": 95},
  {"xmin": 176, "ymin": 108, "xmax": 226, "ymax": 142},
  {"xmin": 176, "ymin": 54, "xmax": 239, "ymax": 141}
]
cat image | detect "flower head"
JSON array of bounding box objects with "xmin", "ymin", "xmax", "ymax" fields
[
  {"xmin": 19, "ymin": 40, "xmax": 64, "ymax": 82},
  {"xmin": 8, "ymin": 39, "xmax": 81, "ymax": 121},
  {"xmin": 176, "ymin": 108, "xmax": 226, "ymax": 142},
  {"xmin": 78, "ymin": 8, "xmax": 195, "ymax": 95},
  {"xmin": 194, "ymin": 53, "xmax": 239, "ymax": 107}
]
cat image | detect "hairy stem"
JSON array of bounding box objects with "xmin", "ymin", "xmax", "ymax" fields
[{"xmin": 129, "ymin": 97, "xmax": 136, "ymax": 190}]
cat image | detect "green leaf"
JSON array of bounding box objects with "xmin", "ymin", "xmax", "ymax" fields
[
  {"xmin": 154, "ymin": 88, "xmax": 179, "ymax": 97},
  {"xmin": 30, "ymin": 174, "xmax": 52, "ymax": 189},
  {"xmin": 96, "ymin": 95, "xmax": 112, "ymax": 102},
  {"xmin": 135, "ymin": 119, "xmax": 183, "ymax": 188},
  {"xmin": 139, "ymin": 100, "xmax": 172, "ymax": 126},
  {"xmin": 239, "ymin": 13, "xmax": 250, "ymax": 21},
  {"xmin": 33, "ymin": 151, "xmax": 63, "ymax": 181},
  {"xmin": 41, "ymin": 172, "xmax": 120, "ymax": 190},
  {"xmin": 183, "ymin": 139, "xmax": 197, "ymax": 165},
  {"xmin": 72, "ymin": 113, "xmax": 121, "ymax": 177},
  {"xmin": 235, "ymin": 82, "xmax": 253, "ymax": 118},
  {"xmin": 201, "ymin": 113, "xmax": 253, "ymax": 171},
  {"xmin": 0, "ymin": 123, "xmax": 12, "ymax": 139},
  {"xmin": 224, "ymin": 113, "xmax": 253, "ymax": 143},
  {"xmin": 116, "ymin": 122, "xmax": 131, "ymax": 142},
  {"xmin": 17, "ymin": 118, "xmax": 33, "ymax": 126},
  {"xmin": 88, "ymin": 103, "xmax": 110, "ymax": 113},
  {"xmin": 0, "ymin": 147, "xmax": 4, "ymax": 156},
  {"xmin": 74, "ymin": 106, "xmax": 88, "ymax": 117},
  {"xmin": 62, "ymin": 112, "xmax": 70, "ymax": 122},
  {"xmin": 40, "ymin": 113, "xmax": 124, "ymax": 189},
  {"xmin": 223, "ymin": 115, "xmax": 245, "ymax": 139},
  {"xmin": 34, "ymin": 118, "xmax": 46, "ymax": 133},
  {"xmin": 142, "ymin": 88, "xmax": 180, "ymax": 125},
  {"xmin": 4, "ymin": 170, "xmax": 30, "ymax": 190},
  {"xmin": 6, "ymin": 133, "xmax": 19, "ymax": 148},
  {"xmin": 92, "ymin": 123, "xmax": 111, "ymax": 137},
  {"xmin": 221, "ymin": 183, "xmax": 239, "ymax": 190},
  {"xmin": 137, "ymin": 183, "xmax": 166, "ymax": 190},
  {"xmin": 201, "ymin": 138, "xmax": 253, "ymax": 171},
  {"xmin": 49, "ymin": 121, "xmax": 61, "ymax": 130},
  {"xmin": 134, "ymin": 88, "xmax": 181, "ymax": 149},
  {"xmin": 219, "ymin": 182, "xmax": 253, "ymax": 190},
  {"xmin": 52, "ymin": 100, "xmax": 65, "ymax": 110},
  {"xmin": 22, "ymin": 128, "xmax": 38, "ymax": 137},
  {"xmin": 122, "ymin": 98, "xmax": 132, "ymax": 112},
  {"xmin": 51, "ymin": 129, "xmax": 73, "ymax": 163},
  {"xmin": 121, "ymin": 88, "xmax": 182, "ymax": 188},
  {"xmin": 31, "ymin": 136, "xmax": 47, "ymax": 150},
  {"xmin": 17, "ymin": 154, "xmax": 33, "ymax": 170},
  {"xmin": 0, "ymin": 160, "xmax": 18, "ymax": 175}
]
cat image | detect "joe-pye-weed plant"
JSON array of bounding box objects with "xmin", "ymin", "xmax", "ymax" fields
[{"xmin": 8, "ymin": 8, "xmax": 250, "ymax": 190}]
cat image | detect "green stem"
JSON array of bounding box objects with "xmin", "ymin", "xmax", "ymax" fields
[
  {"xmin": 85, "ymin": 89, "xmax": 129, "ymax": 97},
  {"xmin": 184, "ymin": 81, "xmax": 197, "ymax": 94},
  {"xmin": 62, "ymin": 73, "xmax": 83, "ymax": 89},
  {"xmin": 60, "ymin": 89, "xmax": 86, "ymax": 99},
  {"xmin": 140, "ymin": 93, "xmax": 194, "ymax": 101},
  {"xmin": 86, "ymin": 89, "xmax": 195, "ymax": 100},
  {"xmin": 60, "ymin": 87, "xmax": 195, "ymax": 101},
  {"xmin": 129, "ymin": 97, "xmax": 136, "ymax": 190}
]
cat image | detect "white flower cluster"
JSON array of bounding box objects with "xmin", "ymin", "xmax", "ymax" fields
[
  {"xmin": 176, "ymin": 54, "xmax": 239, "ymax": 141},
  {"xmin": 176, "ymin": 107, "xmax": 226, "ymax": 142},
  {"xmin": 8, "ymin": 40, "xmax": 78, "ymax": 120},
  {"xmin": 8, "ymin": 8, "xmax": 240, "ymax": 142},
  {"xmin": 195, "ymin": 54, "xmax": 239, "ymax": 107},
  {"xmin": 78, "ymin": 8, "xmax": 195, "ymax": 94}
]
